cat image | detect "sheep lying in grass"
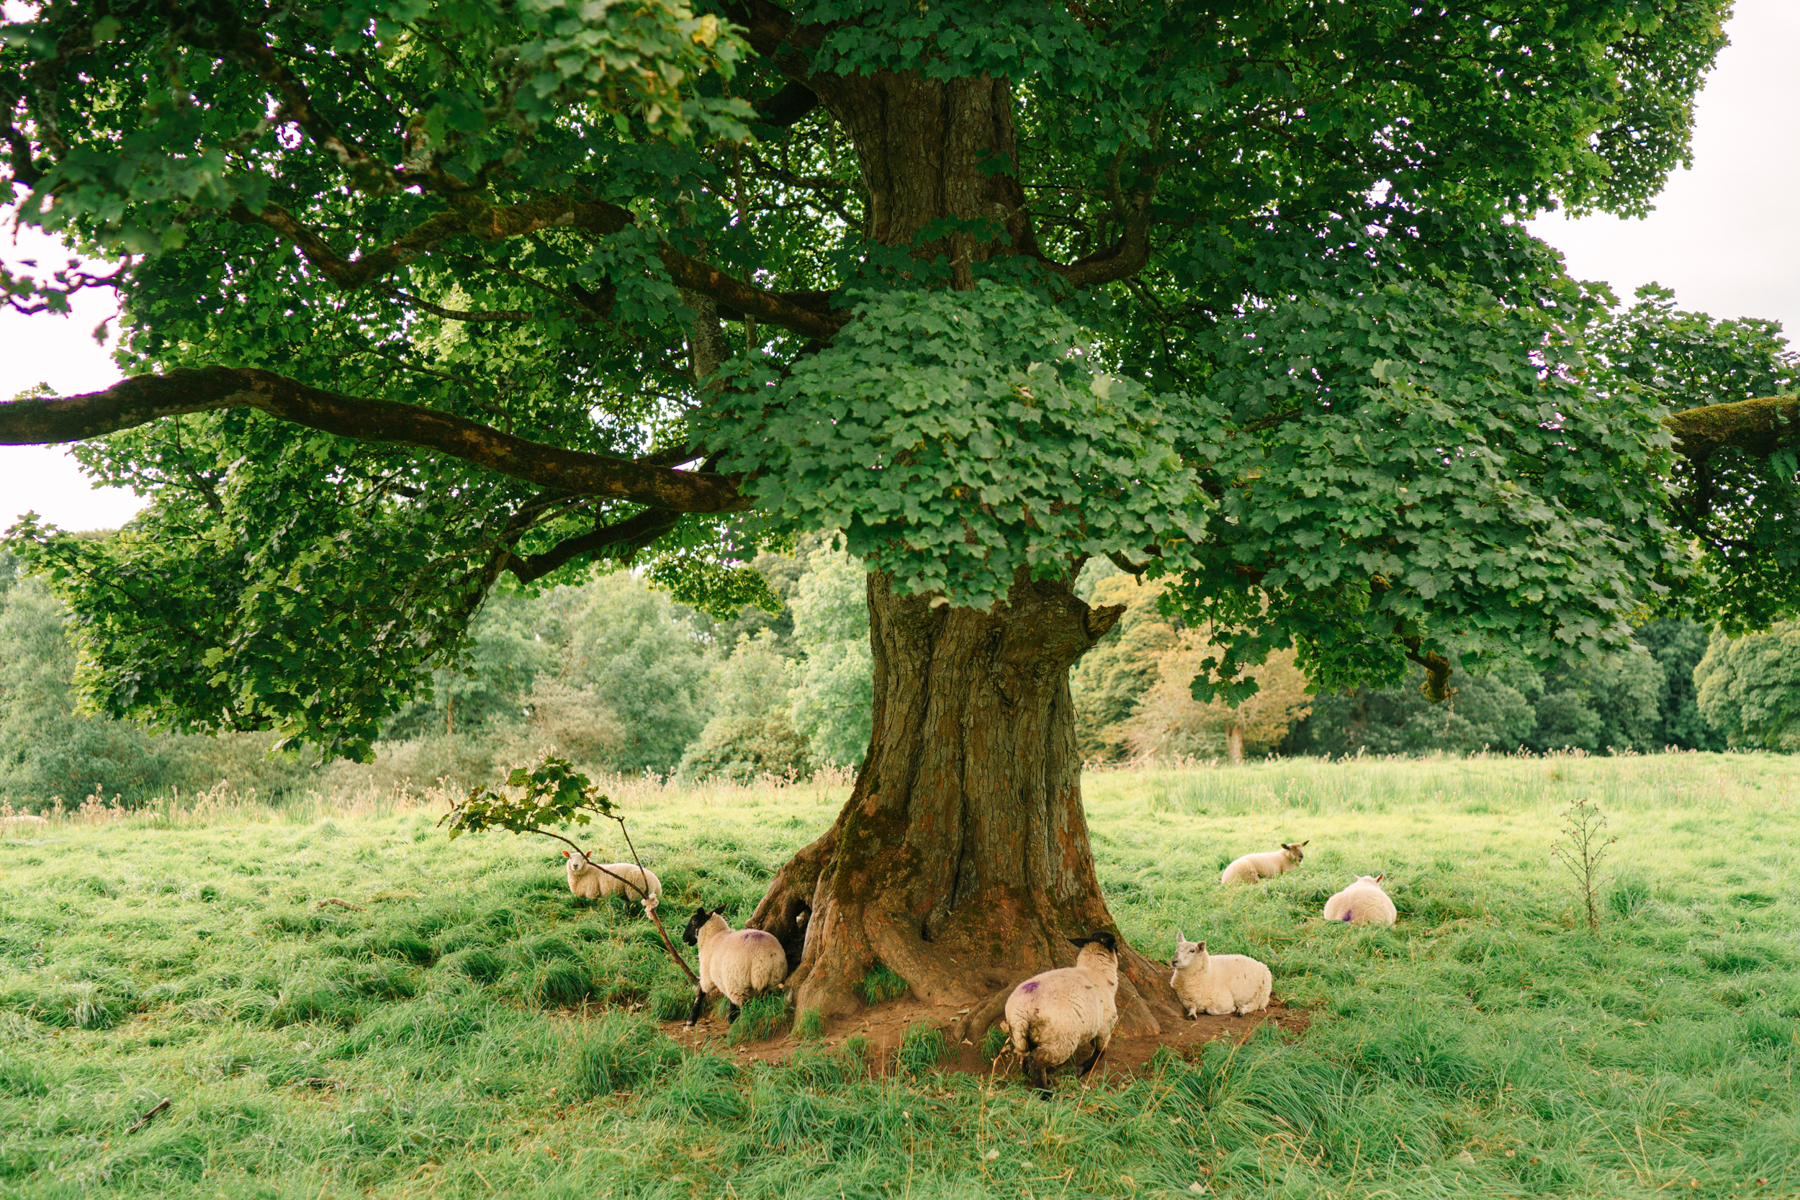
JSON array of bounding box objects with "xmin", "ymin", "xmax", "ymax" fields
[
  {"xmin": 1003, "ymin": 931, "xmax": 1119, "ymax": 1091},
  {"xmin": 1220, "ymin": 840, "xmax": 1308, "ymax": 885},
  {"xmin": 1323, "ymin": 874, "xmax": 1397, "ymax": 926},
  {"xmin": 680, "ymin": 907, "xmax": 788, "ymax": 1026},
  {"xmin": 0, "ymin": 814, "xmax": 48, "ymax": 831},
  {"xmin": 563, "ymin": 850, "xmax": 661, "ymax": 905},
  {"xmin": 1169, "ymin": 932, "xmax": 1271, "ymax": 1017}
]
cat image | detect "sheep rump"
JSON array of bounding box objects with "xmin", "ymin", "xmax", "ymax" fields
[
  {"xmin": 1323, "ymin": 875, "xmax": 1397, "ymax": 926},
  {"xmin": 1170, "ymin": 933, "xmax": 1272, "ymax": 1017},
  {"xmin": 1004, "ymin": 932, "xmax": 1120, "ymax": 1091},
  {"xmin": 1220, "ymin": 840, "xmax": 1308, "ymax": 886},
  {"xmin": 680, "ymin": 908, "xmax": 788, "ymax": 1024}
]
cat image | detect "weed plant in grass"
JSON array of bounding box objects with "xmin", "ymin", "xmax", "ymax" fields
[{"xmin": 1, "ymin": 754, "xmax": 1798, "ymax": 1197}]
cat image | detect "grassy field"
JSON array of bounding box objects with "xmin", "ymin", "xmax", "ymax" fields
[{"xmin": 1, "ymin": 752, "xmax": 1797, "ymax": 1199}]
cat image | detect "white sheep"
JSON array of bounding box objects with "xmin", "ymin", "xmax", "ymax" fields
[
  {"xmin": 1004, "ymin": 932, "xmax": 1120, "ymax": 1091},
  {"xmin": 679, "ymin": 906, "xmax": 788, "ymax": 1025},
  {"xmin": 563, "ymin": 849, "xmax": 661, "ymax": 905},
  {"xmin": 1169, "ymin": 931, "xmax": 1271, "ymax": 1017},
  {"xmin": 1323, "ymin": 874, "xmax": 1397, "ymax": 926},
  {"xmin": 1220, "ymin": 840, "xmax": 1308, "ymax": 885},
  {"xmin": 0, "ymin": 813, "xmax": 48, "ymax": 831}
]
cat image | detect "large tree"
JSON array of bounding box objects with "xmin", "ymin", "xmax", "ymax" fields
[{"xmin": 3, "ymin": 0, "xmax": 1796, "ymax": 1034}]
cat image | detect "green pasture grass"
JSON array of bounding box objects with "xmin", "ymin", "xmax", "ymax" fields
[
  {"xmin": 0, "ymin": 754, "xmax": 1797, "ymax": 1197},
  {"xmin": 858, "ymin": 962, "xmax": 909, "ymax": 1005}
]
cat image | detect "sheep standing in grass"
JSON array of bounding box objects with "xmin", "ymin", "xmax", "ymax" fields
[
  {"xmin": 1003, "ymin": 932, "xmax": 1119, "ymax": 1092},
  {"xmin": 563, "ymin": 850, "xmax": 661, "ymax": 905},
  {"xmin": 1221, "ymin": 840, "xmax": 1308, "ymax": 885},
  {"xmin": 1323, "ymin": 874, "xmax": 1397, "ymax": 926},
  {"xmin": 680, "ymin": 907, "xmax": 788, "ymax": 1026},
  {"xmin": 1169, "ymin": 932, "xmax": 1271, "ymax": 1017}
]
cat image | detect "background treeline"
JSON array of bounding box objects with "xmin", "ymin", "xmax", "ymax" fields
[{"xmin": 2, "ymin": 548, "xmax": 1795, "ymax": 809}]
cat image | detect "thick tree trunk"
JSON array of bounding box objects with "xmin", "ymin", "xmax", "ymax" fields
[
  {"xmin": 744, "ymin": 65, "xmax": 1182, "ymax": 1039},
  {"xmin": 749, "ymin": 571, "xmax": 1182, "ymax": 1037}
]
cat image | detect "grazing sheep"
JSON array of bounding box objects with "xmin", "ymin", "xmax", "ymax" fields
[
  {"xmin": 563, "ymin": 850, "xmax": 661, "ymax": 904},
  {"xmin": 1004, "ymin": 932, "xmax": 1120, "ymax": 1091},
  {"xmin": 1220, "ymin": 840, "xmax": 1309, "ymax": 885},
  {"xmin": 1323, "ymin": 874, "xmax": 1397, "ymax": 926},
  {"xmin": 1169, "ymin": 931, "xmax": 1271, "ymax": 1017},
  {"xmin": 0, "ymin": 813, "xmax": 48, "ymax": 831},
  {"xmin": 680, "ymin": 907, "xmax": 788, "ymax": 1025}
]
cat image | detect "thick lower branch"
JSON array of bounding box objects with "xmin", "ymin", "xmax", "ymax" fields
[
  {"xmin": 1665, "ymin": 395, "xmax": 1798, "ymax": 461},
  {"xmin": 0, "ymin": 367, "xmax": 747, "ymax": 513}
]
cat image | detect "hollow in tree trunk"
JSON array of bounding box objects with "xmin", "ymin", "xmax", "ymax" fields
[{"xmin": 749, "ymin": 570, "xmax": 1184, "ymax": 1038}]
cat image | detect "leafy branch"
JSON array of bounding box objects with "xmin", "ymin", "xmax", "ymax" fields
[{"xmin": 441, "ymin": 755, "xmax": 698, "ymax": 986}]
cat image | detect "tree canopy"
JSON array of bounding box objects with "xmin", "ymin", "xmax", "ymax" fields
[{"xmin": 2, "ymin": 0, "xmax": 1795, "ymax": 759}]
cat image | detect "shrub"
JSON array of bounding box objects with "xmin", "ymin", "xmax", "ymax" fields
[{"xmin": 678, "ymin": 710, "xmax": 811, "ymax": 785}]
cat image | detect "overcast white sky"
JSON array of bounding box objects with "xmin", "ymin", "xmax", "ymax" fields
[{"xmin": 3, "ymin": 0, "xmax": 1798, "ymax": 534}]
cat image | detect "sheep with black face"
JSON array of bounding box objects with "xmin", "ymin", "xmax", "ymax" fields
[{"xmin": 679, "ymin": 906, "xmax": 788, "ymax": 1025}]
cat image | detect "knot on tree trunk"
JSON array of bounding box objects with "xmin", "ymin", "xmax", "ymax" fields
[{"xmin": 1085, "ymin": 602, "xmax": 1127, "ymax": 642}]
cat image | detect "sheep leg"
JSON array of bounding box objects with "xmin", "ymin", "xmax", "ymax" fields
[
  {"xmin": 1079, "ymin": 1043, "xmax": 1109, "ymax": 1081},
  {"xmin": 684, "ymin": 986, "xmax": 709, "ymax": 1027},
  {"xmin": 726, "ymin": 1001, "xmax": 742, "ymax": 1024}
]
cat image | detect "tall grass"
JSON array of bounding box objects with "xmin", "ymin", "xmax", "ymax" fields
[{"xmin": 1, "ymin": 752, "xmax": 1796, "ymax": 1198}]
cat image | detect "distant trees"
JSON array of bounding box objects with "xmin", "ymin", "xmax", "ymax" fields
[
  {"xmin": 1064, "ymin": 559, "xmax": 1738, "ymax": 761},
  {"xmin": 1070, "ymin": 572, "xmax": 1310, "ymax": 762},
  {"xmin": 0, "ymin": 542, "xmax": 1788, "ymax": 811},
  {"xmin": 0, "ymin": 541, "xmax": 885, "ymax": 806},
  {"xmin": 1695, "ymin": 623, "xmax": 1800, "ymax": 751},
  {"xmin": 678, "ymin": 632, "xmax": 811, "ymax": 783},
  {"xmin": 787, "ymin": 545, "xmax": 874, "ymax": 770}
]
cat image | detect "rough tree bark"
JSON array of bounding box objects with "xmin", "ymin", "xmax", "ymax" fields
[{"xmin": 747, "ymin": 570, "xmax": 1184, "ymax": 1038}]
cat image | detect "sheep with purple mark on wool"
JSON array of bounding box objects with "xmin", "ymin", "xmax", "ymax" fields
[
  {"xmin": 1323, "ymin": 874, "xmax": 1397, "ymax": 926},
  {"xmin": 1002, "ymin": 932, "xmax": 1120, "ymax": 1091},
  {"xmin": 679, "ymin": 906, "xmax": 788, "ymax": 1025}
]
